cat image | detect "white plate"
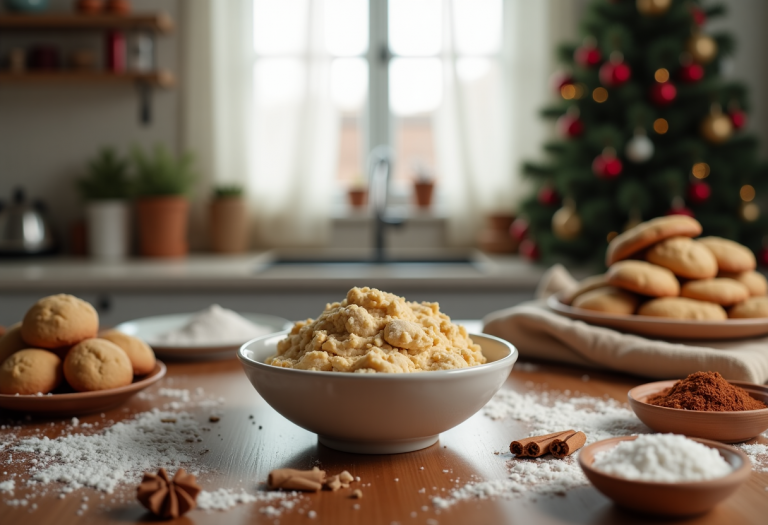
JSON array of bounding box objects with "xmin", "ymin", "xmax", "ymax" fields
[
  {"xmin": 547, "ymin": 293, "xmax": 768, "ymax": 340},
  {"xmin": 115, "ymin": 313, "xmax": 293, "ymax": 360}
]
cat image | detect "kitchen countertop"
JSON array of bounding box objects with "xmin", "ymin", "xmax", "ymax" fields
[
  {"xmin": 0, "ymin": 251, "xmax": 550, "ymax": 292},
  {"xmin": 1, "ymin": 355, "xmax": 765, "ymax": 524}
]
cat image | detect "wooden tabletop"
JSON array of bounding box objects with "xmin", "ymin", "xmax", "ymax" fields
[{"xmin": 1, "ymin": 356, "xmax": 766, "ymax": 525}]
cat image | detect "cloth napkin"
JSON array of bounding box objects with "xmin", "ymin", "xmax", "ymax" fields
[{"xmin": 483, "ymin": 264, "xmax": 768, "ymax": 383}]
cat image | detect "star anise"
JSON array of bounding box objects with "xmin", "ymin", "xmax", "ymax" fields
[{"xmin": 137, "ymin": 468, "xmax": 202, "ymax": 519}]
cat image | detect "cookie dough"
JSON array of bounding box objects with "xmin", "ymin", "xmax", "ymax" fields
[
  {"xmin": 681, "ymin": 278, "xmax": 750, "ymax": 306},
  {"xmin": 100, "ymin": 330, "xmax": 156, "ymax": 375},
  {"xmin": 22, "ymin": 294, "xmax": 99, "ymax": 349},
  {"xmin": 698, "ymin": 237, "xmax": 756, "ymax": 273},
  {"xmin": 638, "ymin": 297, "xmax": 727, "ymax": 320},
  {"xmin": 0, "ymin": 349, "xmax": 63, "ymax": 395},
  {"xmin": 64, "ymin": 338, "xmax": 133, "ymax": 392},
  {"xmin": 0, "ymin": 323, "xmax": 26, "ymax": 366},
  {"xmin": 729, "ymin": 297, "xmax": 768, "ymax": 319},
  {"xmin": 645, "ymin": 237, "xmax": 718, "ymax": 279},
  {"xmin": 606, "ymin": 260, "xmax": 680, "ymax": 297},
  {"xmin": 571, "ymin": 287, "xmax": 638, "ymax": 315},
  {"xmin": 719, "ymin": 270, "xmax": 768, "ymax": 297},
  {"xmin": 606, "ymin": 215, "xmax": 702, "ymax": 266},
  {"xmin": 267, "ymin": 287, "xmax": 486, "ymax": 373}
]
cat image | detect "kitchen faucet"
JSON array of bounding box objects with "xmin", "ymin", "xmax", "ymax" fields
[{"xmin": 368, "ymin": 145, "xmax": 405, "ymax": 263}]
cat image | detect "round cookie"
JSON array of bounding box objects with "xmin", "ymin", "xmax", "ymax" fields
[
  {"xmin": 0, "ymin": 323, "xmax": 25, "ymax": 366},
  {"xmin": 698, "ymin": 236, "xmax": 756, "ymax": 273},
  {"xmin": 100, "ymin": 330, "xmax": 156, "ymax": 375},
  {"xmin": 719, "ymin": 270, "xmax": 768, "ymax": 297},
  {"xmin": 681, "ymin": 278, "xmax": 750, "ymax": 306},
  {"xmin": 606, "ymin": 215, "xmax": 702, "ymax": 266},
  {"xmin": 22, "ymin": 294, "xmax": 99, "ymax": 349},
  {"xmin": 63, "ymin": 338, "xmax": 133, "ymax": 392},
  {"xmin": 645, "ymin": 237, "xmax": 718, "ymax": 279},
  {"xmin": 561, "ymin": 274, "xmax": 608, "ymax": 305},
  {"xmin": 0, "ymin": 349, "xmax": 63, "ymax": 395},
  {"xmin": 571, "ymin": 287, "xmax": 638, "ymax": 315},
  {"xmin": 638, "ymin": 297, "xmax": 727, "ymax": 320},
  {"xmin": 729, "ymin": 297, "xmax": 768, "ymax": 319},
  {"xmin": 605, "ymin": 260, "xmax": 680, "ymax": 297}
]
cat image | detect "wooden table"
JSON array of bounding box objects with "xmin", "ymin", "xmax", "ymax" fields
[{"xmin": 1, "ymin": 357, "xmax": 766, "ymax": 525}]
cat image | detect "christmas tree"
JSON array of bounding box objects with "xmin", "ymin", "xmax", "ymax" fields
[{"xmin": 515, "ymin": 0, "xmax": 768, "ymax": 268}]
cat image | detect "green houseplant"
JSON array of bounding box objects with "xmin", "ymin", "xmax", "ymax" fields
[
  {"xmin": 209, "ymin": 184, "xmax": 249, "ymax": 253},
  {"xmin": 132, "ymin": 145, "xmax": 197, "ymax": 258},
  {"xmin": 77, "ymin": 147, "xmax": 132, "ymax": 261}
]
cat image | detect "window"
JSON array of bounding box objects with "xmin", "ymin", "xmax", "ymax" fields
[{"xmin": 253, "ymin": 0, "xmax": 503, "ymax": 191}]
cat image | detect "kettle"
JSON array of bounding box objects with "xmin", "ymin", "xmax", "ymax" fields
[{"xmin": 0, "ymin": 188, "xmax": 56, "ymax": 255}]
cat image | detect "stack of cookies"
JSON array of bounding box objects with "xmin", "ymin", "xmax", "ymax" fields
[
  {"xmin": 564, "ymin": 216, "xmax": 768, "ymax": 320},
  {"xmin": 0, "ymin": 294, "xmax": 156, "ymax": 395}
]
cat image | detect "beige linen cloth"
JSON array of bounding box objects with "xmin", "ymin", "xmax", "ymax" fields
[{"xmin": 483, "ymin": 265, "xmax": 768, "ymax": 383}]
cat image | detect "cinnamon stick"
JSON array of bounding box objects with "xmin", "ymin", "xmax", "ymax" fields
[
  {"xmin": 268, "ymin": 467, "xmax": 326, "ymax": 492},
  {"xmin": 550, "ymin": 431, "xmax": 587, "ymax": 459},
  {"xmin": 510, "ymin": 430, "xmax": 571, "ymax": 457}
]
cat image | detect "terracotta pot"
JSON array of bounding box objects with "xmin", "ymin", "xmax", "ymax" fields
[
  {"xmin": 136, "ymin": 196, "xmax": 188, "ymax": 258},
  {"xmin": 414, "ymin": 181, "xmax": 434, "ymax": 208},
  {"xmin": 478, "ymin": 213, "xmax": 518, "ymax": 253},
  {"xmin": 209, "ymin": 197, "xmax": 249, "ymax": 253},
  {"xmin": 348, "ymin": 188, "xmax": 368, "ymax": 208}
]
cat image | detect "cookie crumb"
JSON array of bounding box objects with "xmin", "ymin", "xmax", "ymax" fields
[
  {"xmin": 209, "ymin": 416, "xmax": 220, "ymax": 423},
  {"xmin": 351, "ymin": 489, "xmax": 363, "ymax": 499}
]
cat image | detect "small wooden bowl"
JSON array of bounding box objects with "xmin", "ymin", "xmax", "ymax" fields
[
  {"xmin": 628, "ymin": 380, "xmax": 768, "ymax": 443},
  {"xmin": 579, "ymin": 436, "xmax": 751, "ymax": 517}
]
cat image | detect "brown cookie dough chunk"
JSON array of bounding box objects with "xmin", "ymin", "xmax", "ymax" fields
[
  {"xmin": 729, "ymin": 297, "xmax": 768, "ymax": 319},
  {"xmin": 63, "ymin": 338, "xmax": 133, "ymax": 392},
  {"xmin": 638, "ymin": 297, "xmax": 727, "ymax": 320},
  {"xmin": 0, "ymin": 323, "xmax": 25, "ymax": 366},
  {"xmin": 606, "ymin": 216, "xmax": 702, "ymax": 266},
  {"xmin": 561, "ymin": 274, "xmax": 608, "ymax": 306},
  {"xmin": 0, "ymin": 349, "xmax": 63, "ymax": 395},
  {"xmin": 681, "ymin": 278, "xmax": 750, "ymax": 306},
  {"xmin": 719, "ymin": 270, "xmax": 768, "ymax": 297},
  {"xmin": 606, "ymin": 260, "xmax": 680, "ymax": 297},
  {"xmin": 645, "ymin": 237, "xmax": 718, "ymax": 279},
  {"xmin": 698, "ymin": 237, "xmax": 756, "ymax": 273},
  {"xmin": 100, "ymin": 330, "xmax": 156, "ymax": 375},
  {"xmin": 22, "ymin": 294, "xmax": 99, "ymax": 349},
  {"xmin": 571, "ymin": 287, "xmax": 638, "ymax": 315}
]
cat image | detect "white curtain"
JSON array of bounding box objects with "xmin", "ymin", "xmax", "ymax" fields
[
  {"xmin": 183, "ymin": 0, "xmax": 337, "ymax": 248},
  {"xmin": 436, "ymin": 0, "xmax": 576, "ymax": 246}
]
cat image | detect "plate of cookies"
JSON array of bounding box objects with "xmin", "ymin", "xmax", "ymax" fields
[
  {"xmin": 548, "ymin": 216, "xmax": 768, "ymax": 340},
  {"xmin": 0, "ymin": 294, "xmax": 165, "ymax": 415}
]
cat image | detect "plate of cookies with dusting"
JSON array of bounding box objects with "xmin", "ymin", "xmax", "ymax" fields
[
  {"xmin": 548, "ymin": 215, "xmax": 768, "ymax": 339},
  {"xmin": 0, "ymin": 294, "xmax": 165, "ymax": 415}
]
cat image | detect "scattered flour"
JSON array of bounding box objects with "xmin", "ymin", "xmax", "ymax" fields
[
  {"xmin": 0, "ymin": 480, "xmax": 14, "ymax": 494},
  {"xmin": 153, "ymin": 305, "xmax": 273, "ymax": 346},
  {"xmin": 737, "ymin": 441, "xmax": 768, "ymax": 472}
]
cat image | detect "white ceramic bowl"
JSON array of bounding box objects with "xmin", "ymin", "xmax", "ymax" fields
[{"xmin": 238, "ymin": 331, "xmax": 517, "ymax": 454}]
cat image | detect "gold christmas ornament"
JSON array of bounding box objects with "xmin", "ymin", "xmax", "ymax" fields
[
  {"xmin": 552, "ymin": 199, "xmax": 582, "ymax": 240},
  {"xmin": 741, "ymin": 202, "xmax": 760, "ymax": 222},
  {"xmin": 687, "ymin": 33, "xmax": 718, "ymax": 63},
  {"xmin": 701, "ymin": 106, "xmax": 733, "ymax": 144},
  {"xmin": 637, "ymin": 0, "xmax": 672, "ymax": 16}
]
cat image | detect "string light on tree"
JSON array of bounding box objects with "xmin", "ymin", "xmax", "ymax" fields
[
  {"xmin": 552, "ymin": 198, "xmax": 583, "ymax": 240},
  {"xmin": 654, "ymin": 68, "xmax": 670, "ymax": 83},
  {"xmin": 687, "ymin": 33, "xmax": 718, "ymax": 63},
  {"xmin": 599, "ymin": 52, "xmax": 631, "ymax": 88},
  {"xmin": 592, "ymin": 87, "xmax": 609, "ymax": 103},
  {"xmin": 653, "ymin": 118, "xmax": 669, "ymax": 134},
  {"xmin": 592, "ymin": 147, "xmax": 623, "ymax": 178},
  {"xmin": 551, "ymin": 71, "xmax": 575, "ymax": 94},
  {"xmin": 636, "ymin": 0, "xmax": 672, "ymax": 16},
  {"xmin": 625, "ymin": 127, "xmax": 654, "ymax": 163},
  {"xmin": 740, "ymin": 184, "xmax": 759, "ymax": 222},
  {"xmin": 692, "ymin": 162, "xmax": 710, "ymax": 179},
  {"xmin": 701, "ymin": 104, "xmax": 733, "ymax": 144}
]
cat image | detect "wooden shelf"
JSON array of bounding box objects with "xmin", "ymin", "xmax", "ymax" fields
[
  {"xmin": 0, "ymin": 13, "xmax": 172, "ymax": 32},
  {"xmin": 0, "ymin": 71, "xmax": 174, "ymax": 87}
]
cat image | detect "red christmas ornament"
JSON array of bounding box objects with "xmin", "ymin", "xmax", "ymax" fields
[
  {"xmin": 509, "ymin": 218, "xmax": 529, "ymax": 242},
  {"xmin": 574, "ymin": 44, "xmax": 602, "ymax": 68},
  {"xmin": 592, "ymin": 149, "xmax": 623, "ymax": 178},
  {"xmin": 729, "ymin": 109, "xmax": 747, "ymax": 130},
  {"xmin": 679, "ymin": 63, "xmax": 704, "ymax": 83},
  {"xmin": 650, "ymin": 82, "xmax": 677, "ymax": 106},
  {"xmin": 690, "ymin": 5, "xmax": 706, "ymax": 26},
  {"xmin": 666, "ymin": 206, "xmax": 695, "ymax": 217},
  {"xmin": 519, "ymin": 239, "xmax": 540, "ymax": 261},
  {"xmin": 551, "ymin": 71, "xmax": 575, "ymax": 93},
  {"xmin": 599, "ymin": 60, "xmax": 631, "ymax": 88},
  {"xmin": 760, "ymin": 247, "xmax": 768, "ymax": 267},
  {"xmin": 688, "ymin": 181, "xmax": 711, "ymax": 204},
  {"xmin": 557, "ymin": 113, "xmax": 584, "ymax": 138},
  {"xmin": 538, "ymin": 186, "xmax": 560, "ymax": 206}
]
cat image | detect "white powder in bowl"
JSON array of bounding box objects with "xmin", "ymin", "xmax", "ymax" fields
[
  {"xmin": 591, "ymin": 434, "xmax": 733, "ymax": 482},
  {"xmin": 154, "ymin": 305, "xmax": 273, "ymax": 346}
]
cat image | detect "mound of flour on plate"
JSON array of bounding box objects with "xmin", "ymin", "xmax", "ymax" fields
[{"xmin": 154, "ymin": 305, "xmax": 273, "ymax": 346}]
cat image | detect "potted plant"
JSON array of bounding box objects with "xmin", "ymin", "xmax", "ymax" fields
[
  {"xmin": 347, "ymin": 176, "xmax": 368, "ymax": 209},
  {"xmin": 77, "ymin": 147, "xmax": 132, "ymax": 261},
  {"xmin": 209, "ymin": 184, "xmax": 249, "ymax": 253},
  {"xmin": 133, "ymin": 145, "xmax": 196, "ymax": 258}
]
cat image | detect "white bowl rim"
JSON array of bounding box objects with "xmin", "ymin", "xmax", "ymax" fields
[{"xmin": 238, "ymin": 330, "xmax": 517, "ymax": 380}]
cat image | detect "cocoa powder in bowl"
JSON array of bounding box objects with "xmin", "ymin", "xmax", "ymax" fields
[{"xmin": 646, "ymin": 371, "xmax": 767, "ymax": 411}]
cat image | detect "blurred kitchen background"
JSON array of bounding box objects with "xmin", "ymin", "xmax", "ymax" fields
[{"xmin": 1, "ymin": 0, "xmax": 767, "ymax": 325}]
